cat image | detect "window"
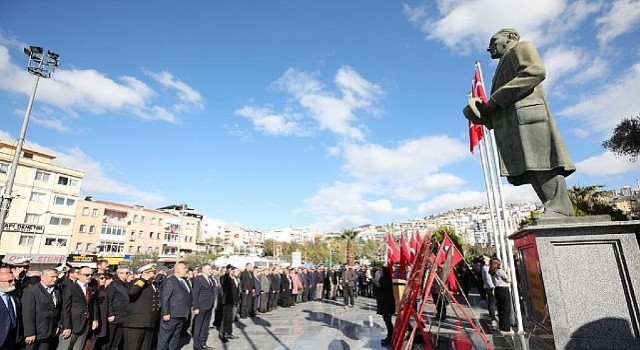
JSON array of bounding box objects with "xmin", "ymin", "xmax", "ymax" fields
[
  {"xmin": 23, "ymin": 152, "xmax": 34, "ymax": 159},
  {"xmin": 141, "ymin": 216, "xmax": 146, "ymax": 223},
  {"xmin": 76, "ymin": 243, "xmax": 82, "ymax": 251},
  {"xmin": 57, "ymin": 176, "xmax": 80, "ymax": 187},
  {"xmin": 137, "ymin": 246, "xmax": 141, "ymax": 253},
  {"xmin": 54, "ymin": 196, "xmax": 76, "ymax": 206},
  {"xmin": 151, "ymin": 217, "xmax": 157, "ymax": 225},
  {"xmin": 133, "ymin": 214, "xmax": 139, "ymax": 223},
  {"xmin": 149, "ymin": 232, "xmax": 154, "ymax": 239},
  {"xmin": 158, "ymin": 218, "xmax": 163, "ymax": 226},
  {"xmin": 30, "ymin": 191, "xmax": 46, "ymax": 203},
  {"xmin": 98, "ymin": 242, "xmax": 124, "ymax": 253},
  {"xmin": 156, "ymin": 232, "xmax": 161, "ymax": 239},
  {"xmin": 138, "ymin": 231, "xmax": 143, "ymax": 239},
  {"xmin": 101, "ymin": 225, "xmax": 126, "ymax": 236},
  {"xmin": 147, "ymin": 246, "xmax": 153, "ymax": 252},
  {"xmin": 92, "ymin": 209, "xmax": 99, "ymax": 217},
  {"xmin": 155, "ymin": 247, "xmax": 160, "ymax": 253},
  {"xmin": 79, "ymin": 224, "xmax": 86, "ymax": 233},
  {"xmin": 82, "ymin": 207, "xmax": 89, "ymax": 216},
  {"xmin": 129, "ymin": 246, "xmax": 134, "ymax": 253},
  {"xmin": 0, "ymin": 162, "xmax": 9, "ymax": 174},
  {"xmin": 19, "ymin": 235, "xmax": 35, "ymax": 246},
  {"xmin": 45, "ymin": 237, "xmax": 68, "ymax": 246},
  {"xmin": 49, "ymin": 216, "xmax": 72, "ymax": 226},
  {"xmin": 86, "ymin": 243, "xmax": 93, "ymax": 252},
  {"xmin": 24, "ymin": 213, "xmax": 40, "ymax": 224},
  {"xmin": 34, "ymin": 170, "xmax": 50, "ymax": 182},
  {"xmin": 89, "ymin": 225, "xmax": 95, "ymax": 234}
]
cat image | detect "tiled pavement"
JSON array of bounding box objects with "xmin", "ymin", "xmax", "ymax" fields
[{"xmin": 197, "ymin": 295, "xmax": 555, "ymax": 350}]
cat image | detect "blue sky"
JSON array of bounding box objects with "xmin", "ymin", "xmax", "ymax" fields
[{"xmin": 1, "ymin": 1, "xmax": 639, "ymax": 231}]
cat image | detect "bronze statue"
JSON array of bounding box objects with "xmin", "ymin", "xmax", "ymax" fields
[{"xmin": 464, "ymin": 28, "xmax": 575, "ymax": 218}]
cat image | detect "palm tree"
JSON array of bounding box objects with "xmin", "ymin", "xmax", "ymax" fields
[
  {"xmin": 568, "ymin": 184, "xmax": 611, "ymax": 216},
  {"xmin": 337, "ymin": 228, "xmax": 359, "ymax": 266}
]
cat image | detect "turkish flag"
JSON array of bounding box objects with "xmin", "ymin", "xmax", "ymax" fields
[
  {"xmin": 399, "ymin": 233, "xmax": 411, "ymax": 278},
  {"xmin": 386, "ymin": 233, "xmax": 400, "ymax": 271},
  {"xmin": 410, "ymin": 231, "xmax": 418, "ymax": 263},
  {"xmin": 469, "ymin": 66, "xmax": 488, "ymax": 153},
  {"xmin": 437, "ymin": 234, "xmax": 464, "ymax": 268}
]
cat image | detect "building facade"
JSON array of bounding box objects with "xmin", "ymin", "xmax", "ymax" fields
[{"xmin": 0, "ymin": 141, "xmax": 84, "ymax": 259}]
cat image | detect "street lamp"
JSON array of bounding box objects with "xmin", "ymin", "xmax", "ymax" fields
[{"xmin": 0, "ymin": 46, "xmax": 60, "ymax": 241}]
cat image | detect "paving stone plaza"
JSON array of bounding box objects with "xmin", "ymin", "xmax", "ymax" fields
[{"xmin": 197, "ymin": 294, "xmax": 551, "ymax": 350}]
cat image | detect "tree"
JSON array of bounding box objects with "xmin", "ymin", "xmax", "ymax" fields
[
  {"xmin": 336, "ymin": 228, "xmax": 359, "ymax": 266},
  {"xmin": 568, "ymin": 184, "xmax": 627, "ymax": 220},
  {"xmin": 129, "ymin": 253, "xmax": 158, "ymax": 270},
  {"xmin": 430, "ymin": 226, "xmax": 464, "ymax": 255},
  {"xmin": 603, "ymin": 115, "xmax": 640, "ymax": 161}
]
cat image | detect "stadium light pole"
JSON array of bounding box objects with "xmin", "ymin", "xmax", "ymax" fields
[{"xmin": 0, "ymin": 46, "xmax": 60, "ymax": 241}]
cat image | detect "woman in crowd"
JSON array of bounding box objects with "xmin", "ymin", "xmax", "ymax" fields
[
  {"xmin": 489, "ymin": 258, "xmax": 513, "ymax": 335},
  {"xmin": 373, "ymin": 266, "xmax": 395, "ymax": 345}
]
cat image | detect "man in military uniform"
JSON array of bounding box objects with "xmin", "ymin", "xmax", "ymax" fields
[
  {"xmin": 122, "ymin": 264, "xmax": 160, "ymax": 350},
  {"xmin": 5, "ymin": 257, "xmax": 30, "ymax": 298}
]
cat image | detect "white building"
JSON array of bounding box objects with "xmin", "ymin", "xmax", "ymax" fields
[{"xmin": 0, "ymin": 141, "xmax": 84, "ymax": 260}]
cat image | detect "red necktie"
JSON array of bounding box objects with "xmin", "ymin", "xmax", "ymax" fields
[{"xmin": 84, "ymin": 285, "xmax": 90, "ymax": 303}]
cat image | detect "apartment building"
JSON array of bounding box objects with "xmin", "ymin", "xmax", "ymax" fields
[
  {"xmin": 70, "ymin": 199, "xmax": 176, "ymax": 262},
  {"xmin": 157, "ymin": 204, "xmax": 204, "ymax": 256},
  {"xmin": 0, "ymin": 141, "xmax": 83, "ymax": 260}
]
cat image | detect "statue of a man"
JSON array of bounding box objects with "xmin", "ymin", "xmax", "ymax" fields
[{"xmin": 464, "ymin": 28, "xmax": 575, "ymax": 218}]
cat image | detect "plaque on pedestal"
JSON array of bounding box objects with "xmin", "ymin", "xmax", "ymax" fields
[{"xmin": 511, "ymin": 220, "xmax": 640, "ymax": 349}]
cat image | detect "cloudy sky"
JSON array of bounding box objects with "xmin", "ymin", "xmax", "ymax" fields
[{"xmin": 1, "ymin": 1, "xmax": 638, "ymax": 231}]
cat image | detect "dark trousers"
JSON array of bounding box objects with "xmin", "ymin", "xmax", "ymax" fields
[
  {"xmin": 157, "ymin": 317, "xmax": 186, "ymax": 350},
  {"xmin": 307, "ymin": 285, "xmax": 315, "ymax": 301},
  {"xmin": 343, "ymin": 286, "xmax": 354, "ymax": 306},
  {"xmin": 24, "ymin": 337, "xmax": 56, "ymax": 350},
  {"xmin": 240, "ymin": 292, "xmax": 252, "ymax": 317},
  {"xmin": 0, "ymin": 326, "xmax": 17, "ymax": 350},
  {"xmin": 106, "ymin": 323, "xmax": 124, "ymax": 350},
  {"xmin": 220, "ymin": 305, "xmax": 236, "ymax": 338},
  {"xmin": 269, "ymin": 292, "xmax": 279, "ymax": 309},
  {"xmin": 495, "ymin": 287, "xmax": 513, "ymax": 332},
  {"xmin": 382, "ymin": 314, "xmax": 393, "ymax": 340},
  {"xmin": 123, "ymin": 327, "xmax": 154, "ymax": 350},
  {"xmin": 192, "ymin": 308, "xmax": 212, "ymax": 349},
  {"xmin": 485, "ymin": 288, "xmax": 497, "ymax": 321},
  {"xmin": 432, "ymin": 291, "xmax": 447, "ymax": 320}
]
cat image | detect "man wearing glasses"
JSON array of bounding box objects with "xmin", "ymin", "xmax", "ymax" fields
[
  {"xmin": 21, "ymin": 269, "xmax": 61, "ymax": 350},
  {"xmin": 0, "ymin": 270, "xmax": 20, "ymax": 350},
  {"xmin": 59, "ymin": 266, "xmax": 99, "ymax": 350},
  {"xmin": 106, "ymin": 268, "xmax": 131, "ymax": 350}
]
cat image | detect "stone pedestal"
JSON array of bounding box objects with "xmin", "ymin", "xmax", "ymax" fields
[{"xmin": 511, "ymin": 220, "xmax": 640, "ymax": 349}]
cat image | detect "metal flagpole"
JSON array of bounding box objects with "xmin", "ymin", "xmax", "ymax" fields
[
  {"xmin": 477, "ymin": 126, "xmax": 502, "ymax": 259},
  {"xmin": 477, "ymin": 62, "xmax": 524, "ymax": 334}
]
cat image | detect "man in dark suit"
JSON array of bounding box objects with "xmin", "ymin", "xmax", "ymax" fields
[
  {"xmin": 279, "ymin": 269, "xmax": 292, "ymax": 308},
  {"xmin": 238, "ymin": 263, "xmax": 254, "ymax": 318},
  {"xmin": 191, "ymin": 264, "xmax": 217, "ymax": 350},
  {"xmin": 269, "ymin": 268, "xmax": 280, "ymax": 310},
  {"xmin": 122, "ymin": 264, "xmax": 160, "ymax": 350},
  {"xmin": 106, "ymin": 267, "xmax": 131, "ymax": 350},
  {"xmin": 58, "ymin": 266, "xmax": 99, "ymax": 350},
  {"xmin": 157, "ymin": 262, "xmax": 192, "ymax": 350},
  {"xmin": 219, "ymin": 265, "xmax": 239, "ymax": 343},
  {"xmin": 21, "ymin": 269, "xmax": 61, "ymax": 350},
  {"xmin": 0, "ymin": 270, "xmax": 21, "ymax": 350}
]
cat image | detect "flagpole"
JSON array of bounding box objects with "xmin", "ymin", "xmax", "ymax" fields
[
  {"xmin": 477, "ymin": 61, "xmax": 524, "ymax": 334},
  {"xmin": 477, "ymin": 132, "xmax": 502, "ymax": 259}
]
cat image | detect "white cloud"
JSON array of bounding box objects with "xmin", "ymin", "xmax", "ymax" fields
[
  {"xmin": 340, "ymin": 136, "xmax": 469, "ymax": 184},
  {"xmin": 403, "ymin": 0, "xmax": 568, "ymax": 51},
  {"xmin": 416, "ymin": 185, "xmax": 538, "ymax": 216},
  {"xmin": 238, "ymin": 66, "xmax": 382, "ymax": 140},
  {"xmin": 234, "ymin": 105, "xmax": 305, "ymax": 136},
  {"xmin": 577, "ymin": 151, "xmax": 640, "ymax": 176},
  {"xmin": 596, "ymin": 0, "xmax": 640, "ymax": 45},
  {"xmin": 301, "ymin": 181, "xmax": 409, "ymax": 230},
  {"xmin": 393, "ymin": 173, "xmax": 467, "ymax": 201},
  {"xmin": 542, "ymin": 46, "xmax": 585, "ymax": 87},
  {"xmin": 0, "ymin": 38, "xmax": 203, "ymax": 127},
  {"xmin": 1, "ymin": 129, "xmax": 166, "ymax": 206},
  {"xmin": 559, "ymin": 61, "xmax": 640, "ymax": 133}
]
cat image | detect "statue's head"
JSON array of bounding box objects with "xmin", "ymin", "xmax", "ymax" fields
[{"xmin": 487, "ymin": 28, "xmax": 520, "ymax": 59}]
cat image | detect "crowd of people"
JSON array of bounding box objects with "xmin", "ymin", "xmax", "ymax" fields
[{"xmin": 0, "ymin": 258, "xmax": 389, "ymax": 350}]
